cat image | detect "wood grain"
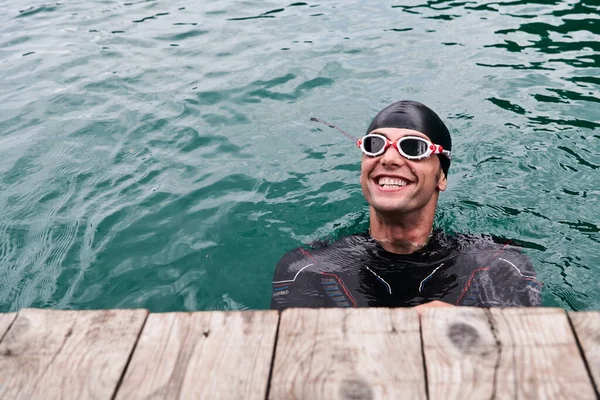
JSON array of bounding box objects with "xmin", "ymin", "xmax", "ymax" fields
[
  {"xmin": 568, "ymin": 311, "xmax": 600, "ymax": 396},
  {"xmin": 490, "ymin": 308, "xmax": 596, "ymax": 399},
  {"xmin": 0, "ymin": 307, "xmax": 597, "ymax": 399},
  {"xmin": 0, "ymin": 308, "xmax": 147, "ymax": 400},
  {"xmin": 421, "ymin": 307, "xmax": 499, "ymax": 399},
  {"xmin": 0, "ymin": 312, "xmax": 17, "ymax": 340},
  {"xmin": 116, "ymin": 310, "xmax": 279, "ymax": 400},
  {"xmin": 269, "ymin": 308, "xmax": 425, "ymax": 400}
]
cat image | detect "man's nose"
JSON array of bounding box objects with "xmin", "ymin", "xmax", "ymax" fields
[{"xmin": 380, "ymin": 143, "xmax": 406, "ymax": 168}]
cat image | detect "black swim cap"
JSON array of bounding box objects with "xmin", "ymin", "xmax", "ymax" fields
[{"xmin": 366, "ymin": 100, "xmax": 452, "ymax": 177}]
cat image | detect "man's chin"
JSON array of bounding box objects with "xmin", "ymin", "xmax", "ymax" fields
[{"xmin": 370, "ymin": 201, "xmax": 410, "ymax": 216}]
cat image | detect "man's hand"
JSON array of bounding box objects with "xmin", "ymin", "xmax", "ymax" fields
[{"xmin": 413, "ymin": 300, "xmax": 455, "ymax": 316}]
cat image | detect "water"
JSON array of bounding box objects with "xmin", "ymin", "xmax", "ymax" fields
[{"xmin": 0, "ymin": 0, "xmax": 598, "ymax": 312}]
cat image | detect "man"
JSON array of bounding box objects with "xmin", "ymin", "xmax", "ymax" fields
[{"xmin": 271, "ymin": 100, "xmax": 541, "ymax": 310}]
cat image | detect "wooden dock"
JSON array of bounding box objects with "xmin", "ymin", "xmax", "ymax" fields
[{"xmin": 0, "ymin": 308, "xmax": 598, "ymax": 399}]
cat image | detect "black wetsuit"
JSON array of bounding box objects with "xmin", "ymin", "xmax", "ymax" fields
[{"xmin": 271, "ymin": 230, "xmax": 541, "ymax": 310}]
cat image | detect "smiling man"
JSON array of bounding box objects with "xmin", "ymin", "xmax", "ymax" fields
[{"xmin": 271, "ymin": 100, "xmax": 541, "ymax": 310}]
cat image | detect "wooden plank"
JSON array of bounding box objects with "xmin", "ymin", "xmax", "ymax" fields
[
  {"xmin": 0, "ymin": 308, "xmax": 148, "ymax": 400},
  {"xmin": 490, "ymin": 308, "xmax": 596, "ymax": 399},
  {"xmin": 269, "ymin": 308, "xmax": 426, "ymax": 400},
  {"xmin": 116, "ymin": 310, "xmax": 279, "ymax": 400},
  {"xmin": 0, "ymin": 313, "xmax": 17, "ymax": 340},
  {"xmin": 421, "ymin": 307, "xmax": 499, "ymax": 399},
  {"xmin": 568, "ymin": 311, "xmax": 600, "ymax": 396}
]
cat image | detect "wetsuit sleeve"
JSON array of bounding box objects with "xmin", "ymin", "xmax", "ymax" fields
[
  {"xmin": 459, "ymin": 248, "xmax": 542, "ymax": 307},
  {"xmin": 270, "ymin": 248, "xmax": 327, "ymax": 311}
]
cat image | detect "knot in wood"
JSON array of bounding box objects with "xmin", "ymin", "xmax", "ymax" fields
[
  {"xmin": 448, "ymin": 322, "xmax": 480, "ymax": 353},
  {"xmin": 339, "ymin": 376, "xmax": 373, "ymax": 400}
]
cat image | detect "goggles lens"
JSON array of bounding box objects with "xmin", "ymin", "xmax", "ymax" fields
[
  {"xmin": 362, "ymin": 135, "xmax": 387, "ymax": 154},
  {"xmin": 399, "ymin": 138, "xmax": 429, "ymax": 157}
]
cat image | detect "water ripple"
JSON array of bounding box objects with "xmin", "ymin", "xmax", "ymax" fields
[{"xmin": 0, "ymin": 0, "xmax": 598, "ymax": 312}]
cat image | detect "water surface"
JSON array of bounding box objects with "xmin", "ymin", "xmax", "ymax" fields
[{"xmin": 0, "ymin": 0, "xmax": 598, "ymax": 311}]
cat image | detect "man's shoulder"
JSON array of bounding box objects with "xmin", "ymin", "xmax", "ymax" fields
[
  {"xmin": 453, "ymin": 233, "xmax": 529, "ymax": 256},
  {"xmin": 450, "ymin": 233, "xmax": 537, "ymax": 275},
  {"xmin": 447, "ymin": 233, "xmax": 541, "ymax": 307},
  {"xmin": 274, "ymin": 234, "xmax": 367, "ymax": 276}
]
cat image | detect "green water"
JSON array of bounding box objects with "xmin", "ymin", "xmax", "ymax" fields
[{"xmin": 0, "ymin": 0, "xmax": 598, "ymax": 312}]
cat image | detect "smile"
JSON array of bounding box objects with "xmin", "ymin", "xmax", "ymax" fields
[
  {"xmin": 378, "ymin": 177, "xmax": 408, "ymax": 187},
  {"xmin": 373, "ymin": 176, "xmax": 414, "ymax": 191}
]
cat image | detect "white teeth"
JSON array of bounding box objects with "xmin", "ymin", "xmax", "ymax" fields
[{"xmin": 378, "ymin": 177, "xmax": 408, "ymax": 187}]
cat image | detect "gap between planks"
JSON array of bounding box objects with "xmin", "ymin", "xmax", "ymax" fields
[{"xmin": 0, "ymin": 308, "xmax": 599, "ymax": 400}]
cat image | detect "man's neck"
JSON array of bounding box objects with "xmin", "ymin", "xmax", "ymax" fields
[{"xmin": 368, "ymin": 208, "xmax": 435, "ymax": 254}]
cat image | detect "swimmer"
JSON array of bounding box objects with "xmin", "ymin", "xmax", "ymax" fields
[{"xmin": 271, "ymin": 100, "xmax": 541, "ymax": 310}]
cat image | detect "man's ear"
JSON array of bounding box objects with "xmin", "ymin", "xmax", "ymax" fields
[{"xmin": 437, "ymin": 171, "xmax": 447, "ymax": 191}]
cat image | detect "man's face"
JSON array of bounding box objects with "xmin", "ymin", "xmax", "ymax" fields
[{"xmin": 360, "ymin": 127, "xmax": 447, "ymax": 216}]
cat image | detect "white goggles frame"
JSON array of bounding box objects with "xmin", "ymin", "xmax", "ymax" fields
[{"xmin": 357, "ymin": 134, "xmax": 452, "ymax": 160}]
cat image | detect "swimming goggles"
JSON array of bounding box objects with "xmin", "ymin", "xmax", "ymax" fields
[{"xmin": 357, "ymin": 134, "xmax": 452, "ymax": 160}]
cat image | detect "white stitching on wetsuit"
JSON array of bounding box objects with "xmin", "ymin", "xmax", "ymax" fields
[
  {"xmin": 272, "ymin": 263, "xmax": 313, "ymax": 284},
  {"xmin": 498, "ymin": 258, "xmax": 536, "ymax": 279},
  {"xmin": 419, "ymin": 263, "xmax": 444, "ymax": 292},
  {"xmin": 365, "ymin": 266, "xmax": 392, "ymax": 294}
]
